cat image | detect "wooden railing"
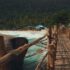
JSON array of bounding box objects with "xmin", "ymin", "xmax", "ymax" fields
[{"xmin": 35, "ymin": 25, "xmax": 58, "ymax": 70}]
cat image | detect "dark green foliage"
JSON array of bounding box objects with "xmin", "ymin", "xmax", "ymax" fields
[
  {"xmin": 47, "ymin": 10, "xmax": 70, "ymax": 27},
  {"xmin": 0, "ymin": 10, "xmax": 70, "ymax": 30}
]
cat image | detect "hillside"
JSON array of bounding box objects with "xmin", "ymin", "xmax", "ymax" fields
[{"xmin": 0, "ymin": 0, "xmax": 70, "ymax": 18}]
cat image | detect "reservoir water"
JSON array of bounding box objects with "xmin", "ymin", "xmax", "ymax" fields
[{"xmin": 24, "ymin": 38, "xmax": 48, "ymax": 70}]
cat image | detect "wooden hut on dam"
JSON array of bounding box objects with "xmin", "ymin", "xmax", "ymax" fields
[{"xmin": 0, "ymin": 35, "xmax": 29, "ymax": 70}]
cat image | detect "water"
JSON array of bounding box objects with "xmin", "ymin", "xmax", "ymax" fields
[{"xmin": 24, "ymin": 38, "xmax": 48, "ymax": 70}]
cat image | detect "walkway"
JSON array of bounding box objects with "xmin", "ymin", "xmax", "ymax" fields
[{"xmin": 55, "ymin": 34, "xmax": 70, "ymax": 70}]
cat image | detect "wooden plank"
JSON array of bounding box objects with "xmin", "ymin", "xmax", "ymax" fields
[{"xmin": 0, "ymin": 36, "xmax": 7, "ymax": 70}]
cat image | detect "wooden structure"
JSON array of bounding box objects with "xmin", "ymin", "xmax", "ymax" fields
[
  {"xmin": 47, "ymin": 25, "xmax": 70, "ymax": 70},
  {"xmin": 0, "ymin": 36, "xmax": 7, "ymax": 70}
]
